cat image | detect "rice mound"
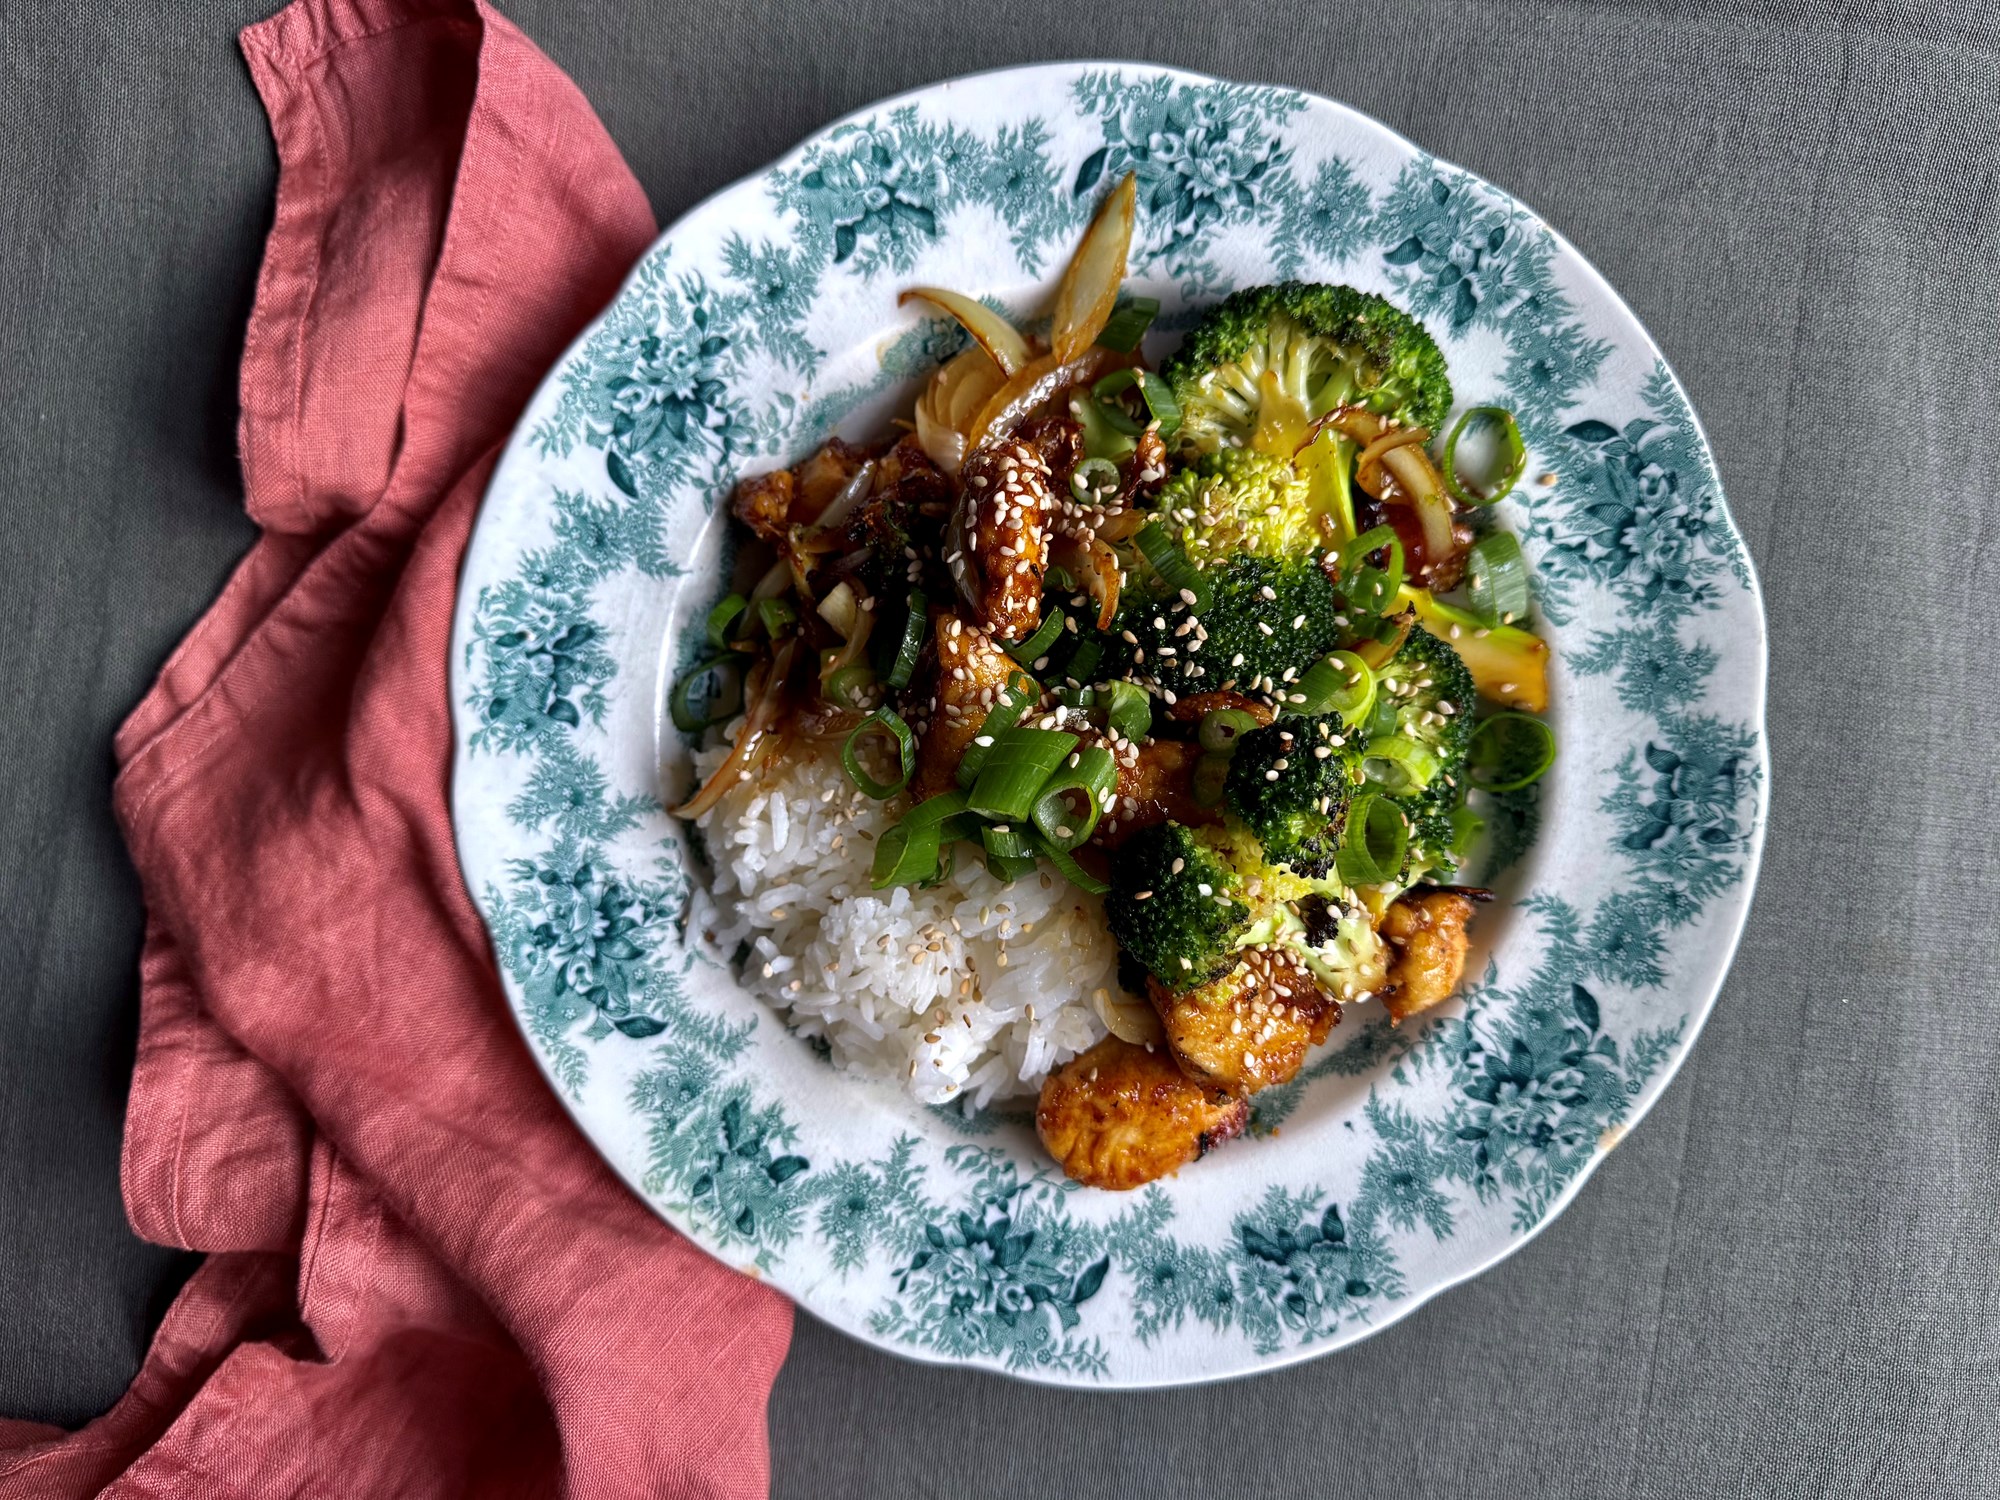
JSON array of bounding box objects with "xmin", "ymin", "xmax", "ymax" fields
[{"xmin": 690, "ymin": 739, "xmax": 1117, "ymax": 1107}]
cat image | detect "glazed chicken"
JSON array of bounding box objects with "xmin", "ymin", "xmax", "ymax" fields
[
  {"xmin": 1380, "ymin": 888, "xmax": 1481, "ymax": 1024},
  {"xmin": 1146, "ymin": 947, "xmax": 1342, "ymax": 1094},
  {"xmin": 952, "ymin": 438, "xmax": 1053, "ymax": 641},
  {"xmin": 910, "ymin": 616, "xmax": 1022, "ymax": 800},
  {"xmin": 1035, "ymin": 1035, "xmax": 1248, "ymax": 1191}
]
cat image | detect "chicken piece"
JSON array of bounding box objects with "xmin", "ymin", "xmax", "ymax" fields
[
  {"xmin": 953, "ymin": 438, "xmax": 1053, "ymax": 640},
  {"xmin": 910, "ymin": 615, "xmax": 1023, "ymax": 799},
  {"xmin": 1036, "ymin": 1036, "xmax": 1248, "ymax": 1191},
  {"xmin": 1091, "ymin": 735, "xmax": 1220, "ymax": 848},
  {"xmin": 1379, "ymin": 888, "xmax": 1477, "ymax": 1024},
  {"xmin": 1148, "ymin": 947, "xmax": 1341, "ymax": 1094},
  {"xmin": 1014, "ymin": 412, "xmax": 1084, "ymax": 497},
  {"xmin": 792, "ymin": 436, "xmax": 871, "ymax": 523},
  {"xmin": 870, "ymin": 432, "xmax": 954, "ymax": 518},
  {"xmin": 1129, "ymin": 423, "xmax": 1169, "ymax": 497},
  {"xmin": 731, "ymin": 467, "xmax": 795, "ymax": 544}
]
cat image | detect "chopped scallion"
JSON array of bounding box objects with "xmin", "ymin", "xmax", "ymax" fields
[
  {"xmin": 966, "ymin": 728, "xmax": 1079, "ymax": 823},
  {"xmin": 954, "ymin": 674, "xmax": 1037, "ymax": 788},
  {"xmin": 1135, "ymin": 520, "xmax": 1210, "ymax": 610},
  {"xmin": 1095, "ymin": 295, "xmax": 1160, "ymax": 353},
  {"xmin": 706, "ymin": 593, "xmax": 748, "ymax": 649},
  {"xmin": 1197, "ymin": 707, "xmax": 1262, "ymax": 755},
  {"xmin": 1362, "ymin": 733, "xmax": 1442, "ymax": 794},
  {"xmin": 1465, "ymin": 531, "xmax": 1532, "ymax": 625},
  {"xmin": 1335, "ymin": 791, "xmax": 1409, "ymax": 886},
  {"xmin": 842, "ymin": 707, "xmax": 916, "ymax": 800},
  {"xmin": 1442, "ymin": 406, "xmax": 1526, "ymax": 506},
  {"xmin": 1005, "ymin": 609, "xmax": 1065, "ymax": 666},
  {"xmin": 1030, "ymin": 832, "xmax": 1109, "ymax": 895},
  {"xmin": 1100, "ymin": 680, "xmax": 1151, "ymax": 741},
  {"xmin": 668, "ymin": 654, "xmax": 743, "ymax": 734},
  {"xmin": 886, "ymin": 590, "xmax": 927, "ymax": 690},
  {"xmin": 1467, "ymin": 711, "xmax": 1557, "ymax": 792},
  {"xmin": 1031, "ymin": 745, "xmax": 1116, "ymax": 850}
]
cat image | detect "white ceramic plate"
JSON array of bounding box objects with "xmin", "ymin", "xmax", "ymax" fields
[{"xmin": 449, "ymin": 63, "xmax": 1767, "ymax": 1387}]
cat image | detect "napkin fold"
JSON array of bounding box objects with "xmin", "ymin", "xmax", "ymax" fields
[{"xmin": 0, "ymin": 1, "xmax": 791, "ymax": 1493}]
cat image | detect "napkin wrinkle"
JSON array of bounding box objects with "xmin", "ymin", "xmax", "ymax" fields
[{"xmin": 0, "ymin": 1, "xmax": 793, "ymax": 1494}]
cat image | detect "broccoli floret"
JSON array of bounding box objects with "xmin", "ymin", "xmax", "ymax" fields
[
  {"xmin": 1105, "ymin": 818, "xmax": 1385, "ymax": 998},
  {"xmin": 1161, "ymin": 282, "xmax": 1453, "ymax": 454},
  {"xmin": 1150, "ymin": 449, "xmax": 1341, "ymax": 567},
  {"xmin": 1120, "ymin": 554, "xmax": 1342, "ymax": 704},
  {"xmin": 1224, "ymin": 714, "xmax": 1361, "ymax": 873},
  {"xmin": 1364, "ymin": 626, "xmax": 1478, "ymax": 876},
  {"xmin": 1105, "ymin": 822, "xmax": 1251, "ymax": 991}
]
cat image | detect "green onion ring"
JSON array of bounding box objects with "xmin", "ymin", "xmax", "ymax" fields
[
  {"xmin": 842, "ymin": 706, "xmax": 916, "ymax": 800},
  {"xmin": 823, "ymin": 662, "xmax": 877, "ymax": 712},
  {"xmin": 668, "ymin": 653, "xmax": 744, "ymax": 734},
  {"xmin": 1093, "ymin": 368, "xmax": 1182, "ymax": 439},
  {"xmin": 954, "ymin": 674, "xmax": 1038, "ymax": 789},
  {"xmin": 1442, "ymin": 406, "xmax": 1526, "ymax": 506},
  {"xmin": 1100, "ymin": 680, "xmax": 1151, "ymax": 742},
  {"xmin": 1094, "ymin": 296, "xmax": 1160, "ymax": 353},
  {"xmin": 1029, "ymin": 832, "xmax": 1109, "ymax": 895},
  {"xmin": 885, "ymin": 590, "xmax": 927, "ymax": 691},
  {"xmin": 705, "ymin": 593, "xmax": 748, "ymax": 649},
  {"xmin": 1030, "ymin": 745, "xmax": 1117, "ymax": 850},
  {"xmin": 1335, "ymin": 792, "xmax": 1409, "ymax": 886},
  {"xmin": 1467, "ymin": 711, "xmax": 1557, "ymax": 792},
  {"xmin": 1292, "ymin": 651, "xmax": 1376, "ymax": 723},
  {"xmin": 980, "ymin": 823, "xmax": 1040, "ymax": 882},
  {"xmin": 967, "ymin": 727, "xmax": 1080, "ymax": 823},
  {"xmin": 872, "ymin": 819, "xmax": 943, "ymax": 888},
  {"xmin": 1362, "ymin": 733, "xmax": 1442, "ymax": 795},
  {"xmin": 1005, "ymin": 609, "xmax": 1065, "ymax": 666},
  {"xmin": 1135, "ymin": 520, "xmax": 1211, "ymax": 610},
  {"xmin": 1466, "ymin": 531, "xmax": 1532, "ymax": 626},
  {"xmin": 1070, "ymin": 458, "xmax": 1122, "ymax": 505},
  {"xmin": 756, "ymin": 596, "xmax": 796, "ymax": 639},
  {"xmin": 1197, "ymin": 707, "xmax": 1262, "ymax": 755},
  {"xmin": 1064, "ymin": 638, "xmax": 1103, "ymax": 687}
]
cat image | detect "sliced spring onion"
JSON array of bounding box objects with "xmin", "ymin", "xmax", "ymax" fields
[
  {"xmin": 1362, "ymin": 733, "xmax": 1442, "ymax": 795},
  {"xmin": 1467, "ymin": 711, "xmax": 1557, "ymax": 792},
  {"xmin": 669, "ymin": 654, "xmax": 744, "ymax": 733},
  {"xmin": 706, "ymin": 593, "xmax": 748, "ymax": 648},
  {"xmin": 1100, "ymin": 680, "xmax": 1151, "ymax": 741},
  {"xmin": 1198, "ymin": 707, "xmax": 1262, "ymax": 755},
  {"xmin": 1293, "ymin": 651, "xmax": 1375, "ymax": 723},
  {"xmin": 901, "ymin": 790, "xmax": 969, "ymax": 829},
  {"xmin": 1065, "ymin": 637, "xmax": 1103, "ymax": 686},
  {"xmin": 824, "ymin": 663, "xmax": 877, "ymax": 712},
  {"xmin": 1005, "ymin": 609, "xmax": 1065, "ymax": 666},
  {"xmin": 1030, "ymin": 832, "xmax": 1109, "ymax": 895},
  {"xmin": 1192, "ymin": 752, "xmax": 1231, "ymax": 808},
  {"xmin": 1362, "ymin": 691, "xmax": 1400, "ymax": 741},
  {"xmin": 756, "ymin": 596, "xmax": 796, "ymax": 639},
  {"xmin": 1442, "ymin": 406, "xmax": 1526, "ymax": 506},
  {"xmin": 1353, "ymin": 610, "xmax": 1414, "ymax": 672},
  {"xmin": 981, "ymin": 823, "xmax": 1040, "ymax": 883},
  {"xmin": 1465, "ymin": 531, "xmax": 1532, "ymax": 626},
  {"xmin": 1070, "ymin": 457, "xmax": 1122, "ymax": 505},
  {"xmin": 1335, "ymin": 791, "xmax": 1409, "ymax": 886},
  {"xmin": 1135, "ymin": 520, "xmax": 1211, "ymax": 610},
  {"xmin": 885, "ymin": 590, "xmax": 927, "ymax": 690},
  {"xmin": 1095, "ymin": 295, "xmax": 1160, "ymax": 353},
  {"xmin": 967, "ymin": 728, "xmax": 1080, "ymax": 822},
  {"xmin": 954, "ymin": 674, "xmax": 1037, "ymax": 789},
  {"xmin": 1094, "ymin": 368, "xmax": 1182, "ymax": 440},
  {"xmin": 1339, "ymin": 524, "xmax": 1406, "ymax": 617},
  {"xmin": 1031, "ymin": 745, "xmax": 1116, "ymax": 850},
  {"xmin": 873, "ymin": 819, "xmax": 943, "ymax": 889},
  {"xmin": 842, "ymin": 707, "xmax": 916, "ymax": 799},
  {"xmin": 1076, "ymin": 393, "xmax": 1139, "ymax": 462}
]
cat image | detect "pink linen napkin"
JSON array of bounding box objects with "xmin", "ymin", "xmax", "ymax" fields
[{"xmin": 0, "ymin": 1, "xmax": 792, "ymax": 1493}]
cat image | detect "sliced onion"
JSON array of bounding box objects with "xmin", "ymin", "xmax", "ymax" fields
[
  {"xmin": 1379, "ymin": 441, "xmax": 1458, "ymax": 572},
  {"xmin": 899, "ymin": 287, "xmax": 1030, "ymax": 377},
  {"xmin": 672, "ymin": 638, "xmax": 797, "ymax": 819},
  {"xmin": 806, "ymin": 460, "xmax": 876, "ymax": 537},
  {"xmin": 1354, "ymin": 425, "xmax": 1429, "ymax": 493},
  {"xmin": 1051, "ymin": 173, "xmax": 1137, "ymax": 363},
  {"xmin": 915, "ymin": 347, "xmax": 1005, "ymax": 473},
  {"xmin": 816, "ymin": 580, "xmax": 859, "ymax": 638},
  {"xmin": 1094, "ymin": 987, "xmax": 1165, "ymax": 1046},
  {"xmin": 963, "ymin": 347, "xmax": 1122, "ymax": 454},
  {"xmin": 1052, "ymin": 529, "xmax": 1122, "ymax": 631}
]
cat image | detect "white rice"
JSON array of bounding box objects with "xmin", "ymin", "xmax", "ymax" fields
[{"xmin": 689, "ymin": 738, "xmax": 1118, "ymax": 1106}]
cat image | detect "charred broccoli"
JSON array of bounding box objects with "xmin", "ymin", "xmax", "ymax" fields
[
  {"xmin": 1161, "ymin": 282, "xmax": 1453, "ymax": 454},
  {"xmin": 1363, "ymin": 626, "xmax": 1478, "ymax": 876},
  {"xmin": 1104, "ymin": 822, "xmax": 1249, "ymax": 991},
  {"xmin": 1119, "ymin": 554, "xmax": 1343, "ymax": 707},
  {"xmin": 1224, "ymin": 714, "xmax": 1361, "ymax": 875}
]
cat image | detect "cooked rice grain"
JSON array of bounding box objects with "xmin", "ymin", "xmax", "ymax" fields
[{"xmin": 690, "ymin": 739, "xmax": 1115, "ymax": 1106}]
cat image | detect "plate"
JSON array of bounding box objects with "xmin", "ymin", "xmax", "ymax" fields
[{"xmin": 449, "ymin": 63, "xmax": 1767, "ymax": 1387}]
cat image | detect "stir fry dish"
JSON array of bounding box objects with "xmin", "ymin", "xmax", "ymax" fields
[{"xmin": 674, "ymin": 176, "xmax": 1557, "ymax": 1190}]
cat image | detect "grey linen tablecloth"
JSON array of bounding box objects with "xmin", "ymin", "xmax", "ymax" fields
[{"xmin": 3, "ymin": 1, "xmax": 1995, "ymax": 1494}]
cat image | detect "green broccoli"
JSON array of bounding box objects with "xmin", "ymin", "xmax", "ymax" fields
[
  {"xmin": 1150, "ymin": 449, "xmax": 1341, "ymax": 567},
  {"xmin": 1363, "ymin": 626, "xmax": 1478, "ymax": 876},
  {"xmin": 1161, "ymin": 282, "xmax": 1453, "ymax": 455},
  {"xmin": 1106, "ymin": 819, "xmax": 1388, "ymax": 999},
  {"xmin": 1224, "ymin": 714, "xmax": 1361, "ymax": 874},
  {"xmin": 1118, "ymin": 554, "xmax": 1343, "ymax": 706},
  {"xmin": 1104, "ymin": 822, "xmax": 1249, "ymax": 991}
]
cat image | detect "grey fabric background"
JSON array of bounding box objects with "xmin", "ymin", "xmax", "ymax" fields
[{"xmin": 2, "ymin": 0, "xmax": 1995, "ymax": 1494}]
